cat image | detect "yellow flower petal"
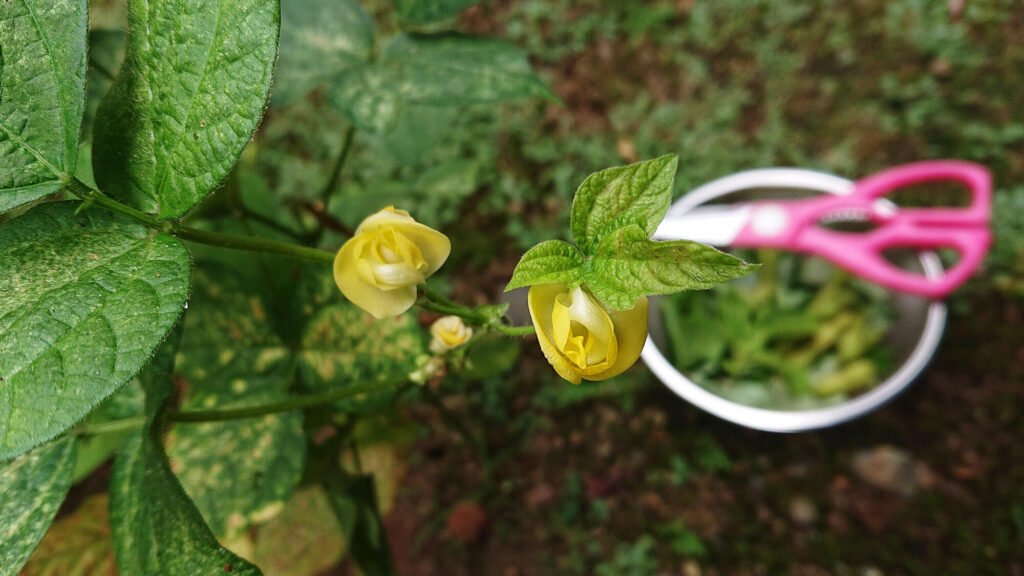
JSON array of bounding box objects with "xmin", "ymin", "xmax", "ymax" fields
[
  {"xmin": 528, "ymin": 284, "xmax": 648, "ymax": 384},
  {"xmin": 529, "ymin": 284, "xmax": 583, "ymax": 384},
  {"xmin": 589, "ymin": 295, "xmax": 648, "ymax": 381},
  {"xmin": 334, "ymin": 208, "xmax": 451, "ymax": 318},
  {"xmin": 355, "ymin": 206, "xmax": 415, "ymax": 234},
  {"xmin": 550, "ymin": 286, "xmax": 617, "ymax": 375},
  {"xmin": 335, "ymin": 238, "xmax": 418, "ymax": 319},
  {"xmin": 387, "ymin": 221, "xmax": 450, "ymax": 276}
]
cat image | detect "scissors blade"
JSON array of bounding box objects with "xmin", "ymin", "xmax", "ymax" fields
[{"xmin": 652, "ymin": 205, "xmax": 752, "ymax": 246}]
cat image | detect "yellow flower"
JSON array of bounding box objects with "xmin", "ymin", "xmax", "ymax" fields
[
  {"xmin": 429, "ymin": 315, "xmax": 473, "ymax": 354},
  {"xmin": 334, "ymin": 207, "xmax": 451, "ymax": 319},
  {"xmin": 527, "ymin": 283, "xmax": 648, "ymax": 384}
]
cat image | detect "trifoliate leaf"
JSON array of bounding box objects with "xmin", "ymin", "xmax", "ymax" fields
[
  {"xmin": 505, "ymin": 239, "xmax": 584, "ymax": 291},
  {"xmin": 584, "ymin": 224, "xmax": 759, "ymax": 310},
  {"xmin": 570, "ymin": 154, "xmax": 678, "ymax": 254}
]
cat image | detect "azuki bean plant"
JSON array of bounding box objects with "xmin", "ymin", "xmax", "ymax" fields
[{"xmin": 0, "ymin": 0, "xmax": 754, "ymax": 574}]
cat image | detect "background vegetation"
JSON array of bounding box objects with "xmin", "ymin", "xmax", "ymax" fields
[{"xmin": 23, "ymin": 0, "xmax": 1024, "ymax": 574}]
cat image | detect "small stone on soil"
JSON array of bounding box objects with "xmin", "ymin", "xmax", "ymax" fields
[
  {"xmin": 525, "ymin": 483, "xmax": 555, "ymax": 509},
  {"xmin": 851, "ymin": 445, "xmax": 931, "ymax": 496},
  {"xmin": 446, "ymin": 501, "xmax": 488, "ymax": 544},
  {"xmin": 681, "ymin": 560, "xmax": 702, "ymax": 576},
  {"xmin": 789, "ymin": 495, "xmax": 818, "ymax": 526}
]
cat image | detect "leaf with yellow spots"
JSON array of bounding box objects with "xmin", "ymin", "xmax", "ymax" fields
[
  {"xmin": 297, "ymin": 302, "xmax": 425, "ymax": 413},
  {"xmin": 170, "ymin": 268, "xmax": 305, "ymax": 541},
  {"xmin": 251, "ymin": 487, "xmax": 348, "ymax": 576},
  {"xmin": 21, "ymin": 494, "xmax": 117, "ymax": 576},
  {"xmin": 0, "ymin": 436, "xmax": 77, "ymax": 576}
]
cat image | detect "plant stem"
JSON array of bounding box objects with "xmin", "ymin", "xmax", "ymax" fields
[
  {"xmin": 420, "ymin": 285, "xmax": 488, "ymax": 322},
  {"xmin": 300, "ymin": 201, "xmax": 355, "ymax": 237},
  {"xmin": 418, "ymin": 284, "xmax": 536, "ymax": 336},
  {"xmin": 68, "ymin": 178, "xmax": 335, "ymax": 265},
  {"xmin": 171, "ymin": 226, "xmax": 335, "ymax": 264},
  {"xmin": 77, "ymin": 379, "xmax": 405, "ymax": 432},
  {"xmin": 492, "ymin": 323, "xmax": 536, "ymax": 336},
  {"xmin": 308, "ymin": 124, "xmax": 358, "ymax": 241},
  {"xmin": 170, "ymin": 379, "xmax": 404, "ymax": 423},
  {"xmin": 68, "ymin": 178, "xmax": 165, "ymax": 229},
  {"xmin": 76, "ymin": 416, "xmax": 147, "ymax": 436},
  {"xmin": 67, "ymin": 181, "xmax": 534, "ymax": 333},
  {"xmin": 319, "ymin": 125, "xmax": 356, "ymax": 207},
  {"xmin": 76, "ymin": 380, "xmax": 406, "ymax": 434}
]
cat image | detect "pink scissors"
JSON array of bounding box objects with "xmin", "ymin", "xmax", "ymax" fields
[{"xmin": 653, "ymin": 161, "xmax": 992, "ymax": 299}]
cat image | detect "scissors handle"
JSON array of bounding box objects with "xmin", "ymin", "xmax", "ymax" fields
[
  {"xmin": 799, "ymin": 225, "xmax": 990, "ymax": 299},
  {"xmin": 732, "ymin": 161, "xmax": 992, "ymax": 298},
  {"xmin": 852, "ymin": 160, "xmax": 991, "ymax": 226}
]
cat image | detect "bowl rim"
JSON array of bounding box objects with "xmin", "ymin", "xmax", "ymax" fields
[{"xmin": 640, "ymin": 168, "xmax": 948, "ymax": 432}]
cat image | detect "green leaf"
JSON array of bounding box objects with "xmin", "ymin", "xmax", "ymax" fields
[
  {"xmin": 0, "ymin": 202, "xmax": 190, "ymax": 460},
  {"xmin": 72, "ymin": 379, "xmax": 144, "ymax": 483},
  {"xmin": 392, "ymin": 0, "xmax": 481, "ymax": 25},
  {"xmin": 20, "ymin": 494, "xmax": 117, "ymax": 576},
  {"xmin": 329, "ymin": 33, "xmax": 558, "ymax": 133},
  {"xmin": 327, "ymin": 474, "xmax": 397, "ymax": 576},
  {"xmin": 170, "ymin": 267, "xmax": 305, "ymax": 540},
  {"xmin": 92, "ymin": 0, "xmax": 280, "ymax": 220},
  {"xmin": 297, "ymin": 302, "xmax": 425, "ymax": 413},
  {"xmin": 175, "ymin": 268, "xmax": 293, "ymax": 388},
  {"xmin": 505, "ymin": 239, "xmax": 584, "ymax": 291},
  {"xmin": 273, "ymin": 0, "xmax": 373, "ymax": 106},
  {"xmin": 251, "ymin": 487, "xmax": 347, "ymax": 576},
  {"xmin": 0, "ymin": 436, "xmax": 77, "ymax": 576},
  {"xmin": 570, "ymin": 154, "xmax": 678, "ymax": 254},
  {"xmin": 376, "ymin": 104, "xmax": 458, "ymax": 165},
  {"xmin": 110, "ymin": 337, "xmax": 263, "ymax": 576},
  {"xmin": 167, "ymin": 403, "xmax": 305, "ymax": 540},
  {"xmin": 0, "ymin": 0, "xmax": 88, "ymax": 212},
  {"xmin": 583, "ymin": 224, "xmax": 759, "ymax": 310},
  {"xmin": 110, "ymin": 425, "xmax": 264, "ymax": 575}
]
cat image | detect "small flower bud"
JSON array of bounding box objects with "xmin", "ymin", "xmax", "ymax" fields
[{"xmin": 429, "ymin": 315, "xmax": 473, "ymax": 354}]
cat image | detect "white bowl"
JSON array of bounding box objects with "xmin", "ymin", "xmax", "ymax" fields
[{"xmin": 641, "ymin": 168, "xmax": 947, "ymax": 432}]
